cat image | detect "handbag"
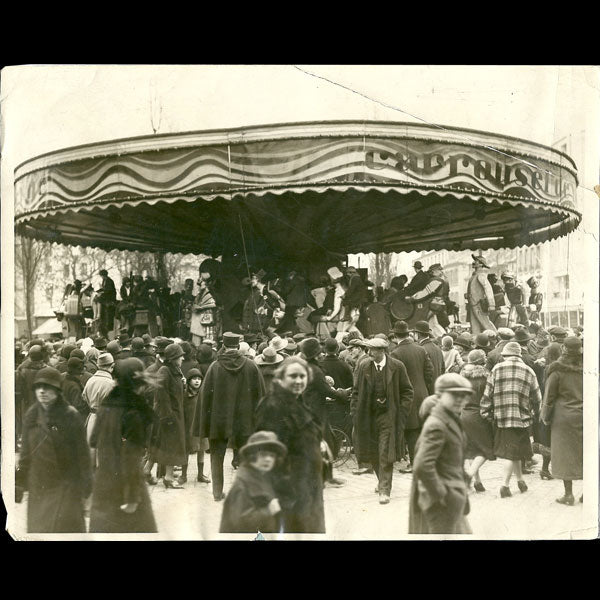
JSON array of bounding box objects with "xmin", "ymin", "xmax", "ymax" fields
[{"xmin": 199, "ymin": 310, "xmax": 214, "ymax": 325}]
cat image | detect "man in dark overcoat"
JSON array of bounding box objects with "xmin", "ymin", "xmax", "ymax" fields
[
  {"xmin": 412, "ymin": 321, "xmax": 445, "ymax": 382},
  {"xmin": 351, "ymin": 338, "xmax": 413, "ymax": 504},
  {"xmin": 390, "ymin": 321, "xmax": 434, "ymax": 468},
  {"xmin": 195, "ymin": 332, "xmax": 266, "ymax": 501}
]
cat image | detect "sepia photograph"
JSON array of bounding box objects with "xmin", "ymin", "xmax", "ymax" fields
[{"xmin": 1, "ymin": 64, "xmax": 598, "ymax": 540}]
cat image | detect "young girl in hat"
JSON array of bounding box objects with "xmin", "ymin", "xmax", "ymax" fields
[
  {"xmin": 186, "ymin": 369, "xmax": 210, "ymax": 484},
  {"xmin": 219, "ymin": 431, "xmax": 287, "ymax": 534}
]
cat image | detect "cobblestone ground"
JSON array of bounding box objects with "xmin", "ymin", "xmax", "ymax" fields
[{"xmin": 9, "ymin": 449, "xmax": 596, "ymax": 540}]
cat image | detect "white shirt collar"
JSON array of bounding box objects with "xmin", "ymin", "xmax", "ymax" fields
[{"xmin": 373, "ymin": 355, "xmax": 387, "ymax": 369}]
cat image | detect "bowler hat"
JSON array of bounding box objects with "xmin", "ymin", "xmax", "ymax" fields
[
  {"xmin": 187, "ymin": 368, "xmax": 202, "ymax": 379},
  {"xmin": 471, "ymin": 254, "xmax": 491, "ymax": 269},
  {"xmin": 223, "ymin": 332, "xmax": 242, "ymax": 348},
  {"xmin": 390, "ymin": 321, "xmax": 410, "ymax": 335},
  {"xmin": 164, "ymin": 343, "xmax": 184, "ymax": 362},
  {"xmin": 562, "ymin": 336, "xmax": 582, "ymax": 356},
  {"xmin": 413, "ymin": 261, "xmax": 423, "ymax": 269},
  {"xmin": 34, "ymin": 367, "xmax": 63, "ymax": 391},
  {"xmin": 434, "ymin": 373, "xmax": 474, "ymax": 395},
  {"xmin": 269, "ymin": 336, "xmax": 289, "ymax": 352},
  {"xmin": 97, "ymin": 352, "xmax": 115, "ymax": 368},
  {"xmin": 255, "ymin": 347, "xmax": 284, "ymax": 365},
  {"xmin": 454, "ymin": 334, "xmax": 473, "ymax": 350},
  {"xmin": 412, "ymin": 321, "xmax": 431, "ymax": 336},
  {"xmin": 300, "ymin": 337, "xmax": 321, "ymax": 360},
  {"xmin": 240, "ymin": 431, "xmax": 287, "ymax": 460},
  {"xmin": 131, "ymin": 337, "xmax": 145, "ymax": 351},
  {"xmin": 475, "ymin": 333, "xmax": 492, "ymax": 349},
  {"xmin": 94, "ymin": 337, "xmax": 108, "ymax": 350},
  {"xmin": 501, "ymin": 342, "xmax": 522, "ymax": 357},
  {"xmin": 324, "ymin": 338, "xmax": 339, "ymax": 353}
]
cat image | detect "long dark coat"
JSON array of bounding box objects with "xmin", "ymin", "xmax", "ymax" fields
[
  {"xmin": 420, "ymin": 338, "xmax": 445, "ymax": 382},
  {"xmin": 89, "ymin": 386, "xmax": 157, "ymax": 532},
  {"xmin": 151, "ymin": 363, "xmax": 187, "ymax": 465},
  {"xmin": 460, "ymin": 363, "xmax": 495, "ymax": 460},
  {"xmin": 391, "ymin": 338, "xmax": 434, "ymax": 430},
  {"xmin": 195, "ymin": 350, "xmax": 266, "ymax": 442},
  {"xmin": 409, "ymin": 403, "xmax": 472, "ymax": 534},
  {"xmin": 15, "ymin": 359, "xmax": 47, "ymax": 437},
  {"xmin": 541, "ymin": 356, "xmax": 583, "ymax": 480},
  {"xmin": 255, "ymin": 383, "xmax": 325, "ymax": 533},
  {"xmin": 219, "ymin": 464, "xmax": 280, "ymax": 534},
  {"xmin": 350, "ymin": 356, "xmax": 414, "ymax": 464},
  {"xmin": 62, "ymin": 373, "xmax": 90, "ymax": 418},
  {"xmin": 18, "ymin": 398, "xmax": 92, "ymax": 533}
]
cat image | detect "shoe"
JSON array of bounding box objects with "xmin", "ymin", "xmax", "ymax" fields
[
  {"xmin": 214, "ymin": 493, "xmax": 226, "ymax": 502},
  {"xmin": 398, "ymin": 466, "xmax": 413, "ymax": 474},
  {"xmin": 177, "ymin": 475, "xmax": 187, "ymax": 485},
  {"xmin": 500, "ymin": 486, "xmax": 512, "ymax": 498},
  {"xmin": 517, "ymin": 480, "xmax": 528, "ymax": 493},
  {"xmin": 163, "ymin": 478, "xmax": 184, "ymax": 489},
  {"xmin": 540, "ymin": 470, "xmax": 554, "ymax": 480},
  {"xmin": 144, "ymin": 473, "xmax": 158, "ymax": 485},
  {"xmin": 352, "ymin": 467, "xmax": 373, "ymax": 475},
  {"xmin": 556, "ymin": 494, "xmax": 575, "ymax": 506},
  {"xmin": 473, "ymin": 482, "xmax": 486, "ymax": 493},
  {"xmin": 379, "ymin": 493, "xmax": 390, "ymax": 505},
  {"xmin": 326, "ymin": 478, "xmax": 346, "ymax": 488},
  {"xmin": 197, "ymin": 474, "xmax": 211, "ymax": 483}
]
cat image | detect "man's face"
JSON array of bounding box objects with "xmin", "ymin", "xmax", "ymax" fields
[
  {"xmin": 250, "ymin": 450, "xmax": 277, "ymax": 472},
  {"xmin": 369, "ymin": 348, "xmax": 385, "ymax": 362},
  {"xmin": 439, "ymin": 390, "xmax": 470, "ymax": 415},
  {"xmin": 185, "ymin": 281, "xmax": 193, "ymax": 292}
]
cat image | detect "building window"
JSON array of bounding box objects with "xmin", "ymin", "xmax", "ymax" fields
[{"xmin": 569, "ymin": 311, "xmax": 578, "ymax": 327}]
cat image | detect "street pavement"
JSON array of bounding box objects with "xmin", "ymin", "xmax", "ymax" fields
[{"xmin": 9, "ymin": 449, "xmax": 596, "ymax": 540}]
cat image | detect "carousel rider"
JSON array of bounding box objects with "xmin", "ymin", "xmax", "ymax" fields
[
  {"xmin": 404, "ymin": 263, "xmax": 450, "ymax": 338},
  {"xmin": 343, "ymin": 266, "xmax": 368, "ymax": 330},
  {"xmin": 466, "ymin": 255, "xmax": 496, "ymax": 335},
  {"xmin": 402, "ymin": 261, "xmax": 431, "ymax": 297},
  {"xmin": 501, "ymin": 271, "xmax": 529, "ymax": 328},
  {"xmin": 178, "ymin": 278, "xmax": 195, "ymax": 340},
  {"xmin": 98, "ymin": 269, "xmax": 117, "ymax": 337},
  {"xmin": 242, "ymin": 269, "xmax": 285, "ymax": 336},
  {"xmin": 526, "ymin": 276, "xmax": 543, "ymax": 324}
]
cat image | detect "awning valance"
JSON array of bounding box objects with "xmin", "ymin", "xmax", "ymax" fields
[{"xmin": 14, "ymin": 121, "xmax": 581, "ymax": 258}]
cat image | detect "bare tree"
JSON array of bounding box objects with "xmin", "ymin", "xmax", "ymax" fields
[
  {"xmin": 15, "ymin": 236, "xmax": 47, "ymax": 338},
  {"xmin": 369, "ymin": 253, "xmax": 393, "ymax": 290}
]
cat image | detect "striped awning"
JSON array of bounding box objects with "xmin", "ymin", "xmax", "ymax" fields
[{"xmin": 14, "ymin": 121, "xmax": 581, "ymax": 259}]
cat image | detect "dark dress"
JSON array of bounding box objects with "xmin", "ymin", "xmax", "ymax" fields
[
  {"xmin": 151, "ymin": 363, "xmax": 187, "ymax": 466},
  {"xmin": 89, "ymin": 386, "xmax": 157, "ymax": 532},
  {"xmin": 17, "ymin": 398, "xmax": 92, "ymax": 533},
  {"xmin": 460, "ymin": 363, "xmax": 496, "ymax": 461},
  {"xmin": 219, "ymin": 464, "xmax": 281, "ymax": 533},
  {"xmin": 255, "ymin": 383, "xmax": 325, "ymax": 534}
]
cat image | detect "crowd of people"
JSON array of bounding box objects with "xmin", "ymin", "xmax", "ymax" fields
[{"xmin": 13, "ymin": 256, "xmax": 585, "ymax": 536}]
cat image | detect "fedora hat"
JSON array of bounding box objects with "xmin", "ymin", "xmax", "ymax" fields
[
  {"xmin": 240, "ymin": 431, "xmax": 287, "ymax": 460},
  {"xmin": 514, "ymin": 329, "xmax": 532, "ymax": 343},
  {"xmin": 93, "ymin": 336, "xmax": 108, "ymax": 350},
  {"xmin": 300, "ymin": 337, "xmax": 321, "ymax": 360},
  {"xmin": 412, "ymin": 321, "xmax": 431, "ymax": 336},
  {"xmin": 471, "ymin": 254, "xmax": 491, "ymax": 269},
  {"xmin": 390, "ymin": 321, "xmax": 410, "ymax": 335},
  {"xmin": 255, "ymin": 347, "xmax": 284, "ymax": 365},
  {"xmin": 269, "ymin": 336, "xmax": 289, "ymax": 352}
]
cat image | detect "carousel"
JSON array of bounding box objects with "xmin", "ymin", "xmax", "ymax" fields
[{"xmin": 14, "ymin": 120, "xmax": 581, "ymax": 337}]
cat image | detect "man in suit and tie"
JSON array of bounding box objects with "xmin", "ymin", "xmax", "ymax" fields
[{"xmin": 351, "ymin": 338, "xmax": 414, "ymax": 504}]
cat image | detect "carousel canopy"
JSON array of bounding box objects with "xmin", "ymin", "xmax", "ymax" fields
[{"xmin": 14, "ymin": 121, "xmax": 580, "ymax": 260}]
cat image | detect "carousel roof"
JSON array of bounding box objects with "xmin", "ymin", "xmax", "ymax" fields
[{"xmin": 14, "ymin": 121, "xmax": 581, "ymax": 259}]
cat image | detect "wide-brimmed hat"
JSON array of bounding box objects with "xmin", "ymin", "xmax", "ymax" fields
[
  {"xmin": 411, "ymin": 321, "xmax": 431, "ymax": 336},
  {"xmin": 327, "ymin": 266, "xmax": 344, "ymax": 281},
  {"xmin": 471, "ymin": 254, "xmax": 490, "ymax": 269},
  {"xmin": 435, "ymin": 373, "xmax": 474, "ymax": 394},
  {"xmin": 390, "ymin": 320, "xmax": 410, "ymax": 335},
  {"xmin": 562, "ymin": 336, "xmax": 582, "ymax": 356},
  {"xmin": 269, "ymin": 336, "xmax": 289, "ymax": 352},
  {"xmin": 240, "ymin": 431, "xmax": 287, "ymax": 459},
  {"xmin": 97, "ymin": 352, "xmax": 115, "ymax": 368},
  {"xmin": 164, "ymin": 343, "xmax": 184, "ymax": 362},
  {"xmin": 34, "ymin": 367, "xmax": 63, "ymax": 391},
  {"xmin": 514, "ymin": 329, "xmax": 532, "ymax": 343},
  {"xmin": 454, "ymin": 334, "xmax": 473, "ymax": 349},
  {"xmin": 300, "ymin": 337, "xmax": 321, "ymax": 360},
  {"xmin": 501, "ymin": 342, "xmax": 522, "ymax": 357},
  {"xmin": 255, "ymin": 347, "xmax": 284, "ymax": 365}
]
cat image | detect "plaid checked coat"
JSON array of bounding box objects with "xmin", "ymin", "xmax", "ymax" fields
[{"xmin": 480, "ymin": 356, "xmax": 542, "ymax": 428}]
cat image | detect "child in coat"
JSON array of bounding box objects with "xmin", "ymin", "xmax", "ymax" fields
[
  {"xmin": 219, "ymin": 431, "xmax": 287, "ymax": 534},
  {"xmin": 442, "ymin": 336, "xmax": 464, "ymax": 374}
]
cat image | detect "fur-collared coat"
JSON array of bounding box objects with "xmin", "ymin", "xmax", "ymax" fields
[
  {"xmin": 541, "ymin": 356, "xmax": 583, "ymax": 480},
  {"xmin": 17, "ymin": 398, "xmax": 92, "ymax": 533},
  {"xmin": 351, "ymin": 356, "xmax": 414, "ymax": 464}
]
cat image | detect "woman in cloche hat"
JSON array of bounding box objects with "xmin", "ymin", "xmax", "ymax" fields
[{"xmin": 16, "ymin": 367, "xmax": 93, "ymax": 532}]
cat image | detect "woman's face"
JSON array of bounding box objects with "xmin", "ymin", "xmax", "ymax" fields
[
  {"xmin": 189, "ymin": 376, "xmax": 202, "ymax": 389},
  {"xmin": 174, "ymin": 355, "xmax": 184, "ymax": 368},
  {"xmin": 250, "ymin": 450, "xmax": 277, "ymax": 472},
  {"xmin": 279, "ymin": 363, "xmax": 308, "ymax": 396},
  {"xmin": 35, "ymin": 384, "xmax": 59, "ymax": 410}
]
